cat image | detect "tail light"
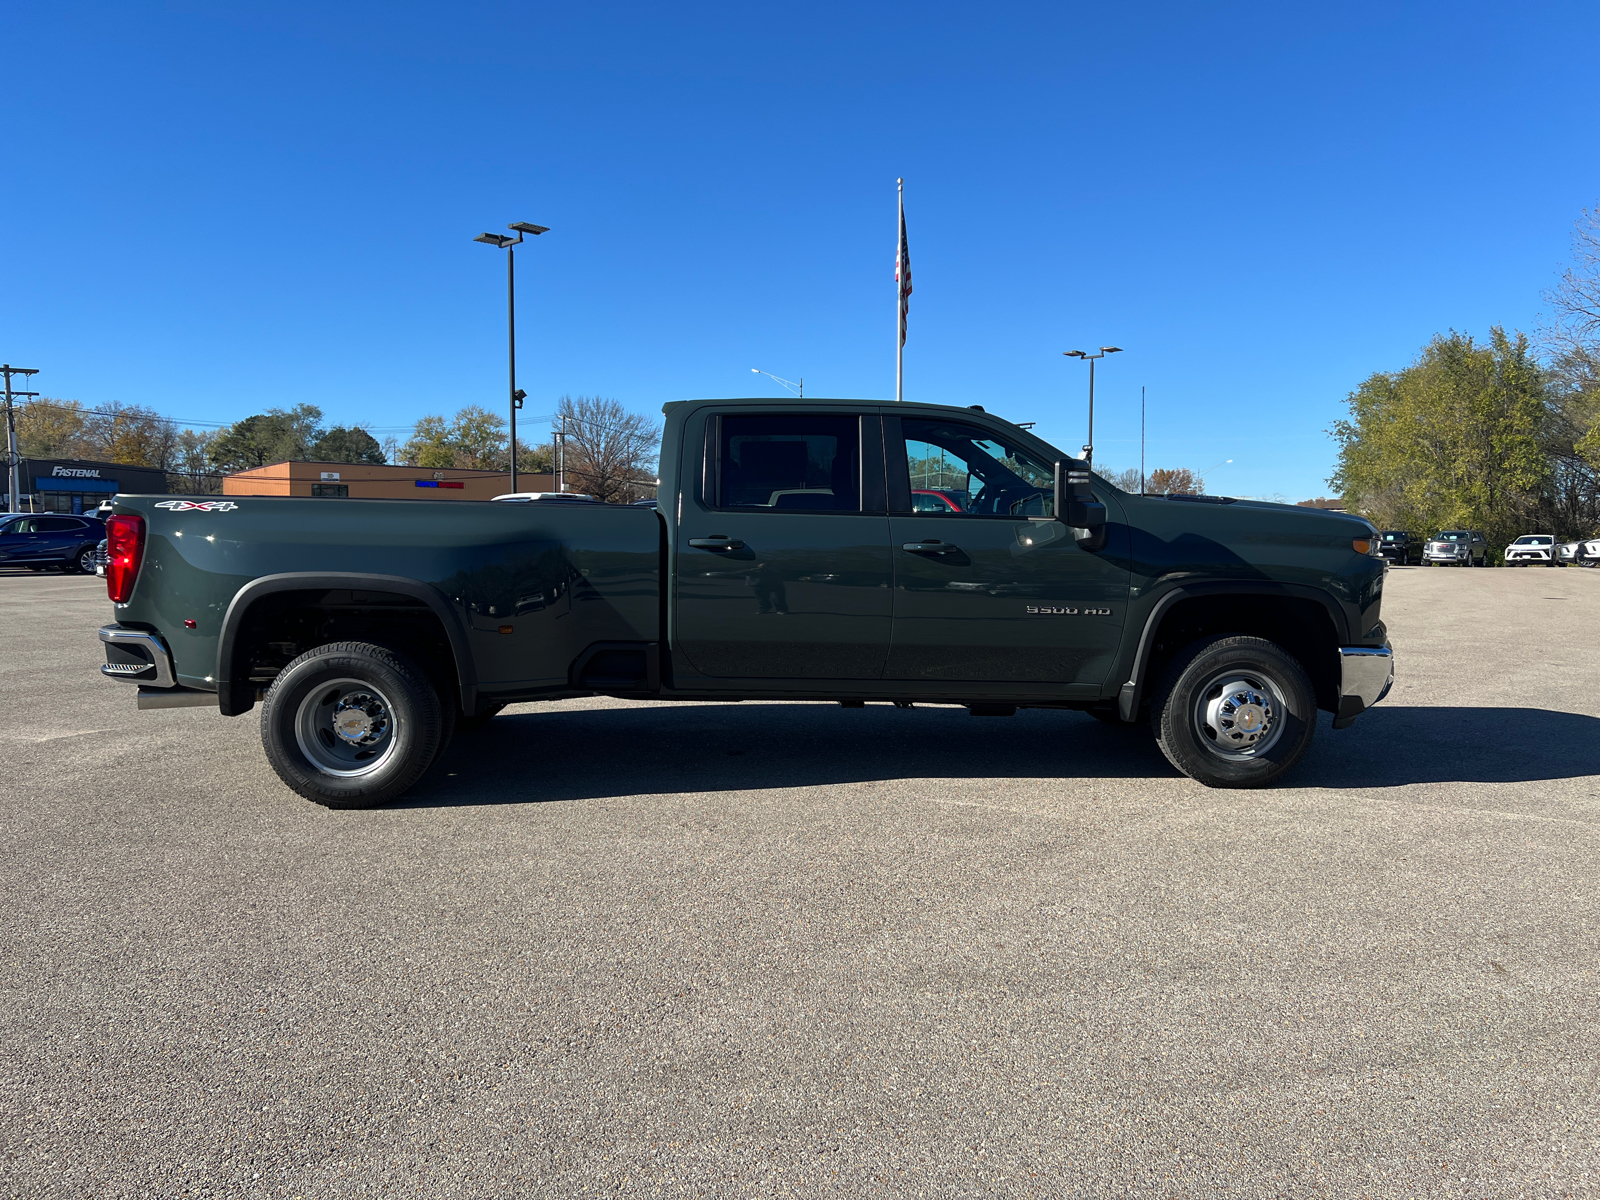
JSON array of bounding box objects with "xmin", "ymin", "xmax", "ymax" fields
[{"xmin": 106, "ymin": 514, "xmax": 146, "ymax": 603}]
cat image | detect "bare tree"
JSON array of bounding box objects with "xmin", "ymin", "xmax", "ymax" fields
[
  {"xmin": 1100, "ymin": 466, "xmax": 1143, "ymax": 493},
  {"xmin": 1546, "ymin": 205, "xmax": 1600, "ymax": 353},
  {"xmin": 556, "ymin": 395, "xmax": 660, "ymax": 504}
]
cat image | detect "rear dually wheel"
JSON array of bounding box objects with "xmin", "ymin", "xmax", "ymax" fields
[{"xmin": 260, "ymin": 641, "xmax": 443, "ymax": 809}]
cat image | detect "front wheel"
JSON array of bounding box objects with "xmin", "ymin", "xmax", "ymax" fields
[
  {"xmin": 260, "ymin": 641, "xmax": 443, "ymax": 808},
  {"xmin": 1151, "ymin": 635, "xmax": 1316, "ymax": 789}
]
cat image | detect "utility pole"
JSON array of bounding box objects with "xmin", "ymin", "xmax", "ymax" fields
[
  {"xmin": 556, "ymin": 413, "xmax": 565, "ymax": 493},
  {"xmin": 3, "ymin": 364, "xmax": 41, "ymax": 513}
]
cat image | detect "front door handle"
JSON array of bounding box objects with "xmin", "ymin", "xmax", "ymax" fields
[
  {"xmin": 902, "ymin": 540, "xmax": 959, "ymax": 554},
  {"xmin": 689, "ymin": 537, "xmax": 745, "ymax": 550}
]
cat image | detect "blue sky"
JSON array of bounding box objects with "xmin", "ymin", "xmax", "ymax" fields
[{"xmin": 4, "ymin": 1, "xmax": 1598, "ymax": 498}]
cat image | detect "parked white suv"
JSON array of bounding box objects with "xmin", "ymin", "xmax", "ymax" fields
[{"xmin": 1504, "ymin": 534, "xmax": 1556, "ymax": 566}]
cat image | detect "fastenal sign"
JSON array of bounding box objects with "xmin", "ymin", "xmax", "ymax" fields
[{"xmin": 51, "ymin": 466, "xmax": 103, "ymax": 479}]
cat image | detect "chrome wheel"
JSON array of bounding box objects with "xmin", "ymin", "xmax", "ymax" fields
[
  {"xmin": 294, "ymin": 678, "xmax": 399, "ymax": 778},
  {"xmin": 1191, "ymin": 670, "xmax": 1287, "ymax": 760}
]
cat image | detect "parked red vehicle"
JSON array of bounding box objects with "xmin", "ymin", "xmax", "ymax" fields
[{"xmin": 911, "ymin": 488, "xmax": 967, "ymax": 513}]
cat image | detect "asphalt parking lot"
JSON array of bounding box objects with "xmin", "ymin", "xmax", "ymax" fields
[{"xmin": 3, "ymin": 565, "xmax": 1599, "ymax": 1198}]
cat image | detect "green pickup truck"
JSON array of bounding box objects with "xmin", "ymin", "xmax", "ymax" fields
[{"xmin": 97, "ymin": 397, "xmax": 1392, "ymax": 806}]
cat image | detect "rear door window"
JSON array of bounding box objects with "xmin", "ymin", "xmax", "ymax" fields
[{"xmin": 716, "ymin": 415, "xmax": 861, "ymax": 512}]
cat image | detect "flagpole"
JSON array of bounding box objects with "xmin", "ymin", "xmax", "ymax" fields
[{"xmin": 896, "ymin": 178, "xmax": 904, "ymax": 402}]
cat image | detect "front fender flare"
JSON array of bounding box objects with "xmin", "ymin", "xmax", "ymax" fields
[{"xmin": 1115, "ymin": 581, "xmax": 1352, "ymax": 722}]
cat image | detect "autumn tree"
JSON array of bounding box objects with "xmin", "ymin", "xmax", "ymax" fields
[
  {"xmin": 16, "ymin": 399, "xmax": 90, "ymax": 459},
  {"xmin": 1146, "ymin": 467, "xmax": 1197, "ymax": 495}
]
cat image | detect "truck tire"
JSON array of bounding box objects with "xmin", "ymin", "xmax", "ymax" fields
[
  {"xmin": 1150, "ymin": 635, "xmax": 1316, "ymax": 789},
  {"xmin": 260, "ymin": 641, "xmax": 443, "ymax": 808}
]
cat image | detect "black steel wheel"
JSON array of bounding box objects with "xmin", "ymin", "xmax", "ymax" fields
[
  {"xmin": 1151, "ymin": 635, "xmax": 1316, "ymax": 789},
  {"xmin": 260, "ymin": 641, "xmax": 443, "ymax": 808}
]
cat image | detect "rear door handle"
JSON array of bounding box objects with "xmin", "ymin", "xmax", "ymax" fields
[
  {"xmin": 689, "ymin": 537, "xmax": 744, "ymax": 550},
  {"xmin": 902, "ymin": 540, "xmax": 959, "ymax": 554}
]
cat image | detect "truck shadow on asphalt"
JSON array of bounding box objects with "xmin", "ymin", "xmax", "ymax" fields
[
  {"xmin": 1291, "ymin": 704, "xmax": 1600, "ymax": 788},
  {"xmin": 400, "ymin": 703, "xmax": 1179, "ymax": 807},
  {"xmin": 398, "ymin": 702, "xmax": 1600, "ymax": 808}
]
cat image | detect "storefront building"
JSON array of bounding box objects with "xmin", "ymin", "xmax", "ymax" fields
[
  {"xmin": 4, "ymin": 458, "xmax": 168, "ymax": 514},
  {"xmin": 223, "ymin": 461, "xmax": 555, "ymax": 500}
]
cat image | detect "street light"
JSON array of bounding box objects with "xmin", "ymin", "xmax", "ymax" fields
[
  {"xmin": 750, "ymin": 368, "xmax": 803, "ymax": 398},
  {"xmin": 474, "ymin": 221, "xmax": 549, "ymax": 493},
  {"xmin": 1062, "ymin": 345, "xmax": 1122, "ymax": 465},
  {"xmin": 1198, "ymin": 458, "xmax": 1233, "ymax": 493}
]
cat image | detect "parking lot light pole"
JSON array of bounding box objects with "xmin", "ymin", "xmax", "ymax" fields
[
  {"xmin": 474, "ymin": 222, "xmax": 549, "ymax": 494},
  {"xmin": 1063, "ymin": 346, "xmax": 1122, "ymax": 466}
]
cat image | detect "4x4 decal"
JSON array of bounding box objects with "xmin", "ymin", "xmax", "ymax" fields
[{"xmin": 155, "ymin": 500, "xmax": 239, "ymax": 512}]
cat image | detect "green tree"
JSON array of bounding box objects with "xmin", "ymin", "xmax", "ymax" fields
[
  {"xmin": 209, "ymin": 404, "xmax": 325, "ymax": 472},
  {"xmin": 309, "ymin": 425, "xmax": 386, "ymax": 464},
  {"xmin": 1331, "ymin": 329, "xmax": 1549, "ymax": 552},
  {"xmin": 449, "ymin": 405, "xmax": 508, "ymax": 470},
  {"xmin": 401, "ymin": 414, "xmax": 462, "ymax": 469},
  {"xmin": 398, "ymin": 406, "xmax": 512, "ymax": 470}
]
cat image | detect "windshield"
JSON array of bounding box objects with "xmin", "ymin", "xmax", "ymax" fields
[
  {"xmin": 1513, "ymin": 536, "xmax": 1553, "ymax": 545},
  {"xmin": 1434, "ymin": 531, "xmax": 1470, "ymax": 541},
  {"xmin": 1381, "ymin": 531, "xmax": 1407, "ymax": 541}
]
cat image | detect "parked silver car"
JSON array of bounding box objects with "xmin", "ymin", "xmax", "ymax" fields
[
  {"xmin": 1423, "ymin": 529, "xmax": 1488, "ymax": 566},
  {"xmin": 1504, "ymin": 534, "xmax": 1557, "ymax": 566},
  {"xmin": 1581, "ymin": 536, "xmax": 1600, "ymax": 567},
  {"xmin": 1557, "ymin": 540, "xmax": 1581, "ymax": 566}
]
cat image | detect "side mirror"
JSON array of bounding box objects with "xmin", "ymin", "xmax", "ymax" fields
[{"xmin": 1054, "ymin": 459, "xmax": 1107, "ymax": 551}]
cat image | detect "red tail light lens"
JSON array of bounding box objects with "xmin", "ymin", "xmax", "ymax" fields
[{"xmin": 106, "ymin": 514, "xmax": 146, "ymax": 603}]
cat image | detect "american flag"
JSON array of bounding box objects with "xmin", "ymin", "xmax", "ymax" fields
[{"xmin": 896, "ymin": 201, "xmax": 912, "ymax": 346}]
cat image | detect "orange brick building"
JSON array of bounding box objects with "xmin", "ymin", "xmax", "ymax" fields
[{"xmin": 223, "ymin": 461, "xmax": 555, "ymax": 501}]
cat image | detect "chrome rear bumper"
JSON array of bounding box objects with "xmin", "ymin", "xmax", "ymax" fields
[
  {"xmin": 98, "ymin": 625, "xmax": 176, "ymax": 689},
  {"xmin": 1333, "ymin": 642, "xmax": 1393, "ymax": 729}
]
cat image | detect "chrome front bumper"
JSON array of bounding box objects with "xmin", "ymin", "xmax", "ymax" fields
[{"xmin": 1333, "ymin": 642, "xmax": 1393, "ymax": 729}]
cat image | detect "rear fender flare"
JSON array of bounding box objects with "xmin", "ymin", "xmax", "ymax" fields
[{"xmin": 216, "ymin": 572, "xmax": 478, "ymax": 717}]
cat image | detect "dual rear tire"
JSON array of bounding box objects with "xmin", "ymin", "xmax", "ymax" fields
[{"xmin": 261, "ymin": 641, "xmax": 446, "ymax": 809}]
